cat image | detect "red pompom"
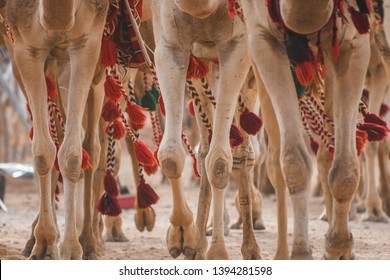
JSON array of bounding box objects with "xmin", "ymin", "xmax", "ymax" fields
[
  {"xmin": 310, "ymin": 137, "xmax": 319, "ymax": 155},
  {"xmin": 143, "ymin": 163, "xmax": 159, "ymax": 176},
  {"xmin": 127, "ymin": 101, "xmax": 147, "ymax": 125},
  {"xmin": 101, "ymin": 36, "xmax": 117, "ymax": 67},
  {"xmin": 81, "ymin": 148, "xmax": 92, "ymax": 169},
  {"xmin": 101, "ymin": 100, "xmax": 120, "ymax": 122},
  {"xmin": 111, "ymin": 119, "xmax": 126, "ymax": 140},
  {"xmin": 358, "ymin": 122, "xmax": 389, "ymax": 142},
  {"xmin": 130, "ymin": 121, "xmax": 145, "ymax": 131},
  {"xmin": 187, "ymin": 53, "xmax": 210, "ymax": 80},
  {"xmin": 97, "ymin": 194, "xmax": 122, "ymax": 216},
  {"xmin": 137, "ymin": 178, "xmax": 159, "ymax": 209},
  {"xmin": 158, "ymin": 95, "xmax": 166, "ymax": 116},
  {"xmin": 364, "ymin": 113, "xmax": 388, "ymax": 128},
  {"xmin": 104, "ymin": 170, "xmax": 119, "ymax": 197},
  {"xmin": 295, "ymin": 61, "xmax": 316, "ymax": 86},
  {"xmin": 380, "ymin": 103, "xmax": 390, "ymax": 117},
  {"xmin": 349, "ymin": 7, "xmax": 370, "ymax": 35},
  {"xmin": 134, "ymin": 140, "xmax": 157, "ymax": 167},
  {"xmin": 104, "ymin": 76, "xmax": 122, "ymax": 102},
  {"xmin": 239, "ymin": 108, "xmax": 263, "ymax": 135},
  {"xmin": 45, "ymin": 76, "xmax": 57, "ymax": 101},
  {"xmin": 356, "ymin": 129, "xmax": 368, "ymax": 156},
  {"xmin": 230, "ymin": 123, "xmax": 244, "ymax": 148},
  {"xmin": 188, "ymin": 99, "xmax": 195, "ymax": 117}
]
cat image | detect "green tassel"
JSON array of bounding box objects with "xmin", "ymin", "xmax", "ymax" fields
[
  {"xmin": 141, "ymin": 90, "xmax": 158, "ymax": 111},
  {"xmin": 150, "ymin": 85, "xmax": 160, "ymax": 99},
  {"xmin": 291, "ymin": 65, "xmax": 307, "ymax": 98}
]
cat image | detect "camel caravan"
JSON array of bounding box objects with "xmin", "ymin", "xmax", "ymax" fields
[{"xmin": 0, "ymin": 0, "xmax": 390, "ymax": 260}]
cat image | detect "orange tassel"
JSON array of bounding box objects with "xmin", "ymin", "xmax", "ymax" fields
[
  {"xmin": 186, "ymin": 53, "xmax": 210, "ymax": 80},
  {"xmin": 158, "ymin": 95, "xmax": 166, "ymax": 116},
  {"xmin": 104, "ymin": 76, "xmax": 122, "ymax": 102},
  {"xmin": 230, "ymin": 123, "xmax": 244, "ymax": 148},
  {"xmin": 127, "ymin": 101, "xmax": 147, "ymax": 125},
  {"xmin": 45, "ymin": 76, "xmax": 57, "ymax": 101},
  {"xmin": 143, "ymin": 163, "xmax": 159, "ymax": 176},
  {"xmin": 101, "ymin": 36, "xmax": 117, "ymax": 68},
  {"xmin": 134, "ymin": 140, "xmax": 157, "ymax": 167},
  {"xmin": 81, "ymin": 148, "xmax": 92, "ymax": 169},
  {"xmin": 111, "ymin": 119, "xmax": 126, "ymax": 140},
  {"xmin": 188, "ymin": 99, "xmax": 195, "ymax": 117},
  {"xmin": 239, "ymin": 108, "xmax": 263, "ymax": 135},
  {"xmin": 104, "ymin": 170, "xmax": 119, "ymax": 197},
  {"xmin": 137, "ymin": 177, "xmax": 159, "ymax": 209},
  {"xmin": 97, "ymin": 194, "xmax": 122, "ymax": 216},
  {"xmin": 101, "ymin": 100, "xmax": 121, "ymax": 122},
  {"xmin": 295, "ymin": 61, "xmax": 316, "ymax": 86}
]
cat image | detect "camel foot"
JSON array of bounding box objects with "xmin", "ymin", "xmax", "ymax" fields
[
  {"xmin": 29, "ymin": 242, "xmax": 60, "ymax": 260},
  {"xmin": 324, "ymin": 232, "xmax": 355, "ymax": 260},
  {"xmin": 241, "ymin": 241, "xmax": 261, "ymax": 260},
  {"xmin": 166, "ymin": 223, "xmax": 199, "ymax": 259},
  {"xmin": 363, "ymin": 208, "xmax": 389, "ymax": 223},
  {"xmin": 60, "ymin": 239, "xmax": 83, "ymax": 260},
  {"xmin": 253, "ymin": 217, "xmax": 266, "ymax": 230},
  {"xmin": 21, "ymin": 237, "xmax": 35, "ymax": 257},
  {"xmin": 291, "ymin": 243, "xmax": 313, "ymax": 260},
  {"xmin": 273, "ymin": 250, "xmax": 290, "ymax": 260},
  {"xmin": 206, "ymin": 242, "xmax": 230, "ymax": 260},
  {"xmin": 135, "ymin": 207, "xmax": 156, "ymax": 232},
  {"xmin": 79, "ymin": 233, "xmax": 102, "ymax": 259}
]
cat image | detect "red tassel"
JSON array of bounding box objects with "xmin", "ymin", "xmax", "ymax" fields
[
  {"xmin": 137, "ymin": 177, "xmax": 159, "ymax": 209},
  {"xmin": 158, "ymin": 95, "xmax": 166, "ymax": 116},
  {"xmin": 310, "ymin": 137, "xmax": 319, "ymax": 155},
  {"xmin": 380, "ymin": 103, "xmax": 389, "ymax": 117},
  {"xmin": 193, "ymin": 159, "xmax": 201, "ymax": 179},
  {"xmin": 101, "ymin": 100, "xmax": 121, "ymax": 122},
  {"xmin": 227, "ymin": 0, "xmax": 236, "ymax": 18},
  {"xmin": 358, "ymin": 122, "xmax": 389, "ymax": 142},
  {"xmin": 130, "ymin": 121, "xmax": 145, "ymax": 131},
  {"xmin": 134, "ymin": 140, "xmax": 157, "ymax": 167},
  {"xmin": 230, "ymin": 123, "xmax": 244, "ymax": 148},
  {"xmin": 104, "ymin": 170, "xmax": 119, "ymax": 197},
  {"xmin": 97, "ymin": 194, "xmax": 122, "ymax": 216},
  {"xmin": 81, "ymin": 148, "xmax": 92, "ymax": 169},
  {"xmin": 188, "ymin": 99, "xmax": 195, "ymax": 117},
  {"xmin": 45, "ymin": 76, "xmax": 57, "ymax": 101},
  {"xmin": 127, "ymin": 101, "xmax": 147, "ymax": 125},
  {"xmin": 143, "ymin": 163, "xmax": 159, "ymax": 176},
  {"xmin": 187, "ymin": 53, "xmax": 210, "ymax": 80},
  {"xmin": 364, "ymin": 113, "xmax": 389, "ymax": 128},
  {"xmin": 111, "ymin": 119, "xmax": 126, "ymax": 140},
  {"xmin": 239, "ymin": 108, "xmax": 263, "ymax": 135},
  {"xmin": 356, "ymin": 129, "xmax": 368, "ymax": 156},
  {"xmin": 104, "ymin": 76, "xmax": 122, "ymax": 103},
  {"xmin": 101, "ymin": 36, "xmax": 117, "ymax": 68},
  {"xmin": 349, "ymin": 7, "xmax": 370, "ymax": 34},
  {"xmin": 29, "ymin": 127, "xmax": 34, "ymax": 140},
  {"xmin": 295, "ymin": 61, "xmax": 316, "ymax": 86}
]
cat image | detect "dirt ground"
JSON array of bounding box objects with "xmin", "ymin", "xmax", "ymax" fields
[{"xmin": 1, "ymin": 149, "xmax": 390, "ymax": 261}]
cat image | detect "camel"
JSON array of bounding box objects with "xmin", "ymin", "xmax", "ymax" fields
[
  {"xmin": 152, "ymin": 0, "xmax": 260, "ymax": 259},
  {"xmin": 2, "ymin": 0, "xmax": 109, "ymax": 259},
  {"xmin": 241, "ymin": 0, "xmax": 378, "ymax": 259}
]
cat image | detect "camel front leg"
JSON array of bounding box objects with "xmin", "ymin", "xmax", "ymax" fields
[
  {"xmin": 58, "ymin": 35, "xmax": 103, "ymax": 260},
  {"xmin": 205, "ymin": 41, "xmax": 251, "ymax": 260},
  {"xmin": 155, "ymin": 42, "xmax": 198, "ymax": 259},
  {"xmin": 324, "ymin": 36, "xmax": 370, "ymax": 260}
]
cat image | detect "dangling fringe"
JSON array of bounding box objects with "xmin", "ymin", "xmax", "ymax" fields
[
  {"xmin": 143, "ymin": 163, "xmax": 159, "ymax": 176},
  {"xmin": 295, "ymin": 61, "xmax": 316, "ymax": 86},
  {"xmin": 364, "ymin": 113, "xmax": 388, "ymax": 127},
  {"xmin": 349, "ymin": 7, "xmax": 370, "ymax": 34},
  {"xmin": 230, "ymin": 123, "xmax": 244, "ymax": 148},
  {"xmin": 358, "ymin": 122, "xmax": 389, "ymax": 141},
  {"xmin": 239, "ymin": 108, "xmax": 263, "ymax": 135},
  {"xmin": 104, "ymin": 170, "xmax": 119, "ymax": 197},
  {"xmin": 141, "ymin": 90, "xmax": 158, "ymax": 111},
  {"xmin": 134, "ymin": 140, "xmax": 157, "ymax": 167},
  {"xmin": 104, "ymin": 76, "xmax": 122, "ymax": 102},
  {"xmin": 101, "ymin": 36, "xmax": 117, "ymax": 68},
  {"xmin": 101, "ymin": 100, "xmax": 121, "ymax": 122},
  {"xmin": 45, "ymin": 76, "xmax": 57, "ymax": 101},
  {"xmin": 105, "ymin": 119, "xmax": 126, "ymax": 140},
  {"xmin": 127, "ymin": 101, "xmax": 147, "ymax": 127},
  {"xmin": 188, "ymin": 99, "xmax": 196, "ymax": 117},
  {"xmin": 187, "ymin": 53, "xmax": 210, "ymax": 80},
  {"xmin": 81, "ymin": 148, "xmax": 92, "ymax": 169},
  {"xmin": 97, "ymin": 193, "xmax": 122, "ymax": 216},
  {"xmin": 137, "ymin": 177, "xmax": 159, "ymax": 209}
]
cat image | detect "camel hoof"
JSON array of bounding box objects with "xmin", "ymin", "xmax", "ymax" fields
[
  {"xmin": 183, "ymin": 247, "xmax": 196, "ymax": 259},
  {"xmin": 363, "ymin": 210, "xmax": 389, "ymax": 223},
  {"xmin": 324, "ymin": 232, "xmax": 354, "ymax": 260},
  {"xmin": 169, "ymin": 247, "xmax": 181, "ymax": 259},
  {"xmin": 21, "ymin": 248, "xmax": 32, "ymax": 258},
  {"xmin": 253, "ymin": 219, "xmax": 266, "ymax": 230},
  {"xmin": 135, "ymin": 207, "xmax": 156, "ymax": 232}
]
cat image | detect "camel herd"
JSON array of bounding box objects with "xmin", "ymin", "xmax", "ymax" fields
[{"xmin": 1, "ymin": 0, "xmax": 390, "ymax": 260}]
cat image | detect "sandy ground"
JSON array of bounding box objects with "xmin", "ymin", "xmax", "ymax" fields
[{"xmin": 1, "ymin": 148, "xmax": 390, "ymax": 261}]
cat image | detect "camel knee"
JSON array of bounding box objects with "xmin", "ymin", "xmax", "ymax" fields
[
  {"xmin": 33, "ymin": 142, "xmax": 56, "ymax": 176},
  {"xmin": 206, "ymin": 148, "xmax": 232, "ymax": 189},
  {"xmin": 58, "ymin": 148, "xmax": 82, "ymax": 183},
  {"xmin": 329, "ymin": 157, "xmax": 360, "ymax": 202},
  {"xmin": 158, "ymin": 142, "xmax": 186, "ymax": 179},
  {"xmin": 281, "ymin": 147, "xmax": 312, "ymax": 194}
]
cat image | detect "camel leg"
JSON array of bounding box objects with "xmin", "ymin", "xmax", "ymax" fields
[
  {"xmin": 58, "ymin": 34, "xmax": 103, "ymax": 260},
  {"xmin": 155, "ymin": 42, "xmax": 199, "ymax": 259},
  {"xmin": 324, "ymin": 38, "xmax": 370, "ymax": 260},
  {"xmin": 205, "ymin": 43, "xmax": 251, "ymax": 260},
  {"xmin": 378, "ymin": 140, "xmax": 390, "ymax": 217},
  {"xmin": 78, "ymin": 73, "xmax": 105, "ymax": 259},
  {"xmin": 13, "ymin": 47, "xmax": 59, "ymax": 260}
]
